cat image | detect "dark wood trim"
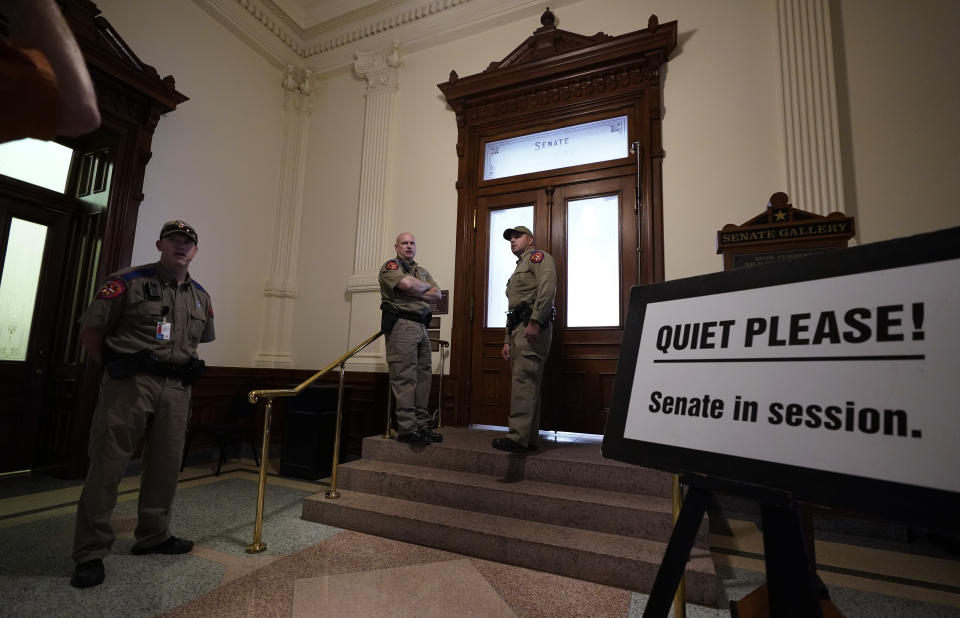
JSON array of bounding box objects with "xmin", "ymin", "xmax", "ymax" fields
[
  {"xmin": 186, "ymin": 367, "xmax": 457, "ymax": 461},
  {"xmin": 27, "ymin": 1, "xmax": 191, "ymax": 477}
]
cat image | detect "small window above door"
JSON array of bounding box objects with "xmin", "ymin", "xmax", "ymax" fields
[
  {"xmin": 483, "ymin": 115, "xmax": 628, "ymax": 181},
  {"xmin": 0, "ymin": 138, "xmax": 74, "ymax": 193}
]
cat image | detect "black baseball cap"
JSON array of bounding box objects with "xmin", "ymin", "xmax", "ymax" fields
[
  {"xmin": 503, "ymin": 225, "xmax": 533, "ymax": 240},
  {"xmin": 159, "ymin": 220, "xmax": 198, "ymax": 244}
]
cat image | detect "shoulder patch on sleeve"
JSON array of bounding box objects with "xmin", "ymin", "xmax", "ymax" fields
[
  {"xmin": 208, "ymin": 301, "xmax": 214, "ymax": 318},
  {"xmin": 530, "ymin": 251, "xmax": 544, "ymax": 263},
  {"xmin": 95, "ymin": 278, "xmax": 126, "ymax": 299},
  {"xmin": 384, "ymin": 260, "xmax": 400, "ymax": 271}
]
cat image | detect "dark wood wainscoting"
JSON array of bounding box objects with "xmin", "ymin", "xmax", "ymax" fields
[{"xmin": 188, "ymin": 366, "xmax": 458, "ymax": 461}]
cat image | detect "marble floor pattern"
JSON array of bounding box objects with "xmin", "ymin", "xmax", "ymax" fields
[{"xmin": 1, "ymin": 453, "xmax": 959, "ymax": 617}]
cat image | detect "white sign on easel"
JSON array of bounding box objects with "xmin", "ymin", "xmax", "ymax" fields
[{"xmin": 625, "ymin": 258, "xmax": 960, "ymax": 493}]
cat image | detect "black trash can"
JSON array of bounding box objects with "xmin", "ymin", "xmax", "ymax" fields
[{"xmin": 279, "ymin": 384, "xmax": 351, "ymax": 480}]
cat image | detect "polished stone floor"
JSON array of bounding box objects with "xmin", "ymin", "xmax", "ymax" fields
[{"xmin": 1, "ymin": 449, "xmax": 959, "ymax": 617}]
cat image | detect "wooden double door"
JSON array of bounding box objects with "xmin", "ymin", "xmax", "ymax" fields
[{"xmin": 470, "ymin": 175, "xmax": 638, "ymax": 435}]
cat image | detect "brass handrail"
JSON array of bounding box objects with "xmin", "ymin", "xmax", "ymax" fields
[
  {"xmin": 243, "ymin": 330, "xmax": 383, "ymax": 554},
  {"xmin": 383, "ymin": 338, "xmax": 449, "ymax": 438}
]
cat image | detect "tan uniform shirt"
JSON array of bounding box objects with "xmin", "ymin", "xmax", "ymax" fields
[
  {"xmin": 505, "ymin": 247, "xmax": 557, "ymax": 342},
  {"xmin": 80, "ymin": 262, "xmax": 215, "ymax": 364},
  {"xmin": 379, "ymin": 257, "xmax": 438, "ymax": 316}
]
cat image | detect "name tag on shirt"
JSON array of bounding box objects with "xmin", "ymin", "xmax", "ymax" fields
[{"xmin": 156, "ymin": 320, "xmax": 171, "ymax": 340}]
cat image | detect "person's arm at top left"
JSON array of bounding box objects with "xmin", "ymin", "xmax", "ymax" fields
[{"xmin": 5, "ymin": 0, "xmax": 100, "ymax": 136}]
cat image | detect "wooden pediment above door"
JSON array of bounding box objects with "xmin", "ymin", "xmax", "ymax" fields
[
  {"xmin": 438, "ymin": 12, "xmax": 676, "ymax": 125},
  {"xmin": 485, "ymin": 8, "xmax": 615, "ymax": 70},
  {"xmin": 58, "ymin": 0, "xmax": 188, "ymax": 120}
]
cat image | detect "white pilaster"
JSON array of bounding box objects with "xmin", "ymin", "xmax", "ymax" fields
[
  {"xmin": 254, "ymin": 65, "xmax": 313, "ymax": 367},
  {"xmin": 345, "ymin": 44, "xmax": 402, "ymax": 372},
  {"xmin": 777, "ymin": 0, "xmax": 845, "ymax": 215}
]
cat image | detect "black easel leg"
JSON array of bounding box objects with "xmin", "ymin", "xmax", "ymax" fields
[
  {"xmin": 642, "ymin": 485, "xmax": 711, "ymax": 618},
  {"xmin": 761, "ymin": 503, "xmax": 823, "ymax": 618}
]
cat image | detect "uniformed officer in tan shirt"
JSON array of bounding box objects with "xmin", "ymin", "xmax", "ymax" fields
[
  {"xmin": 70, "ymin": 220, "xmax": 214, "ymax": 588},
  {"xmin": 379, "ymin": 232, "xmax": 442, "ymax": 445},
  {"xmin": 492, "ymin": 225, "xmax": 557, "ymax": 453}
]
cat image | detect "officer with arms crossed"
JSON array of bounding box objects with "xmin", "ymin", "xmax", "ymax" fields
[
  {"xmin": 70, "ymin": 220, "xmax": 214, "ymax": 588},
  {"xmin": 492, "ymin": 226, "xmax": 557, "ymax": 453},
  {"xmin": 379, "ymin": 232, "xmax": 443, "ymax": 445}
]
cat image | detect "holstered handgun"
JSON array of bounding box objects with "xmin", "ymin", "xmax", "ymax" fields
[
  {"xmin": 380, "ymin": 301, "xmax": 400, "ymax": 334},
  {"xmin": 178, "ymin": 358, "xmax": 206, "ymax": 386},
  {"xmin": 506, "ymin": 301, "xmax": 533, "ymax": 332}
]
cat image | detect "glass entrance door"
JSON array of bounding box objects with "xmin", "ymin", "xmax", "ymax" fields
[{"xmin": 470, "ymin": 176, "xmax": 637, "ymax": 434}]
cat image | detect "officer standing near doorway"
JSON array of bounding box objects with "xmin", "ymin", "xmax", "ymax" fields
[
  {"xmin": 493, "ymin": 225, "xmax": 557, "ymax": 453},
  {"xmin": 70, "ymin": 220, "xmax": 214, "ymax": 588},
  {"xmin": 379, "ymin": 232, "xmax": 443, "ymax": 445}
]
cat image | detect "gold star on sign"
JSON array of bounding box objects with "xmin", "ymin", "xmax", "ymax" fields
[{"xmin": 773, "ymin": 210, "xmax": 787, "ymax": 221}]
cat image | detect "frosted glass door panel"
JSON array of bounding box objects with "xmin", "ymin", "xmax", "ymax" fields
[
  {"xmin": 567, "ymin": 194, "xmax": 620, "ymax": 327},
  {"xmin": 487, "ymin": 206, "xmax": 533, "ymax": 328},
  {"xmin": 0, "ymin": 218, "xmax": 49, "ymax": 361}
]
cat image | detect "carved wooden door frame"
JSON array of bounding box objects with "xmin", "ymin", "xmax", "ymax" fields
[{"xmin": 438, "ymin": 11, "xmax": 677, "ymax": 427}]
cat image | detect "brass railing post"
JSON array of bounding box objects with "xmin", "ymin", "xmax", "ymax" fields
[
  {"xmin": 672, "ymin": 474, "xmax": 686, "ymax": 618},
  {"xmin": 383, "ymin": 385, "xmax": 393, "ymax": 438},
  {"xmin": 245, "ymin": 396, "xmax": 273, "ymax": 554},
  {"xmin": 434, "ymin": 341, "xmax": 447, "ymax": 428},
  {"xmin": 325, "ymin": 363, "xmax": 346, "ymax": 499}
]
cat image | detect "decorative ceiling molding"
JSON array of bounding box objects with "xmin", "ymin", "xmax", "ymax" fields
[
  {"xmin": 304, "ymin": 0, "xmax": 473, "ymax": 57},
  {"xmin": 303, "ymin": 0, "xmax": 417, "ymax": 37},
  {"xmin": 193, "ymin": 0, "xmax": 304, "ymax": 67},
  {"xmin": 193, "ymin": 0, "xmax": 577, "ymax": 75}
]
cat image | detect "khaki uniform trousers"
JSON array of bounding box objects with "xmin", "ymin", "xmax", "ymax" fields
[
  {"xmin": 385, "ymin": 318, "xmax": 432, "ymax": 434},
  {"xmin": 507, "ymin": 321, "xmax": 553, "ymax": 447},
  {"xmin": 73, "ymin": 373, "xmax": 191, "ymax": 564}
]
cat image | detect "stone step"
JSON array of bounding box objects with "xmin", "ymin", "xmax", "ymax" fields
[
  {"xmin": 302, "ymin": 489, "xmax": 723, "ymax": 606},
  {"xmin": 337, "ymin": 458, "xmax": 709, "ymax": 547},
  {"xmin": 358, "ymin": 428, "xmax": 674, "ymax": 497}
]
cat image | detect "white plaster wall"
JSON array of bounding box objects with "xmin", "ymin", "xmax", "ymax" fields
[
  {"xmin": 89, "ymin": 0, "xmax": 960, "ymax": 371},
  {"xmin": 292, "ymin": 0, "xmax": 787, "ymax": 368},
  {"xmin": 292, "ymin": 70, "xmax": 366, "ymax": 364},
  {"xmin": 95, "ymin": 0, "xmax": 285, "ymax": 367},
  {"xmin": 390, "ymin": 0, "xmax": 787, "ymax": 288},
  {"xmin": 835, "ymin": 0, "xmax": 960, "ymax": 243},
  {"xmin": 397, "ymin": 0, "xmax": 787, "ymax": 285}
]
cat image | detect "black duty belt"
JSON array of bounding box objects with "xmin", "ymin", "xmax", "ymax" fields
[
  {"xmin": 103, "ymin": 348, "xmax": 206, "ymax": 385},
  {"xmin": 397, "ymin": 309, "xmax": 431, "ymax": 325},
  {"xmin": 506, "ymin": 303, "xmax": 556, "ymax": 331},
  {"xmin": 380, "ymin": 302, "xmax": 431, "ymax": 335}
]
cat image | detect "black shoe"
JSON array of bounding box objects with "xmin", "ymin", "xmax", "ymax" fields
[
  {"xmin": 422, "ymin": 428, "xmax": 443, "ymax": 442},
  {"xmin": 397, "ymin": 431, "xmax": 431, "ymax": 445},
  {"xmin": 492, "ymin": 437, "xmax": 527, "ymax": 453},
  {"xmin": 131, "ymin": 536, "xmax": 194, "ymax": 555},
  {"xmin": 70, "ymin": 559, "xmax": 104, "ymax": 588}
]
